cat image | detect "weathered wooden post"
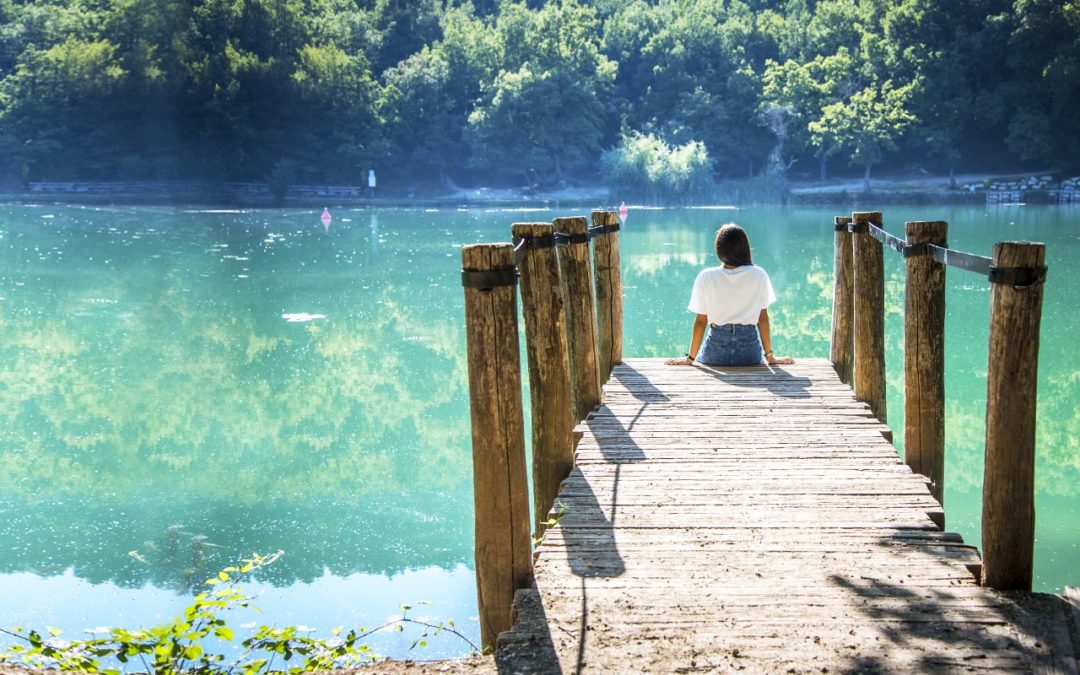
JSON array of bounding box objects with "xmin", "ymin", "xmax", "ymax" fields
[
  {"xmin": 982, "ymin": 241, "xmax": 1046, "ymax": 591},
  {"xmin": 591, "ymin": 210, "xmax": 623, "ymax": 383},
  {"xmin": 851, "ymin": 211, "xmax": 887, "ymax": 423},
  {"xmin": 512, "ymin": 223, "xmax": 575, "ymax": 535},
  {"xmin": 555, "ymin": 216, "xmax": 602, "ymax": 424},
  {"xmin": 904, "ymin": 221, "xmax": 947, "ymax": 505},
  {"xmin": 830, "ymin": 215, "xmax": 854, "ymax": 385},
  {"xmin": 460, "ymin": 243, "xmax": 533, "ymax": 648}
]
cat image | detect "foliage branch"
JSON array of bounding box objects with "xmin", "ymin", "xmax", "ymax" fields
[{"xmin": 0, "ymin": 551, "xmax": 480, "ymax": 674}]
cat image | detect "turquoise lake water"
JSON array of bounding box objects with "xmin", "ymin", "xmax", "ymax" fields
[{"xmin": 0, "ymin": 202, "xmax": 1077, "ymax": 659}]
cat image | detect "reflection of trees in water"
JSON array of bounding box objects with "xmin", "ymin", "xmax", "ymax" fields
[
  {"xmin": 768, "ymin": 254, "xmax": 832, "ymax": 353},
  {"xmin": 0, "ymin": 217, "xmax": 476, "ymax": 587},
  {"xmin": 0, "ymin": 496, "xmax": 472, "ymax": 592},
  {"xmin": 943, "ymin": 400, "xmax": 988, "ymax": 494},
  {"xmin": 0, "ymin": 265, "xmax": 472, "ymax": 500},
  {"xmin": 2, "ymin": 206, "xmax": 1077, "ymax": 597},
  {"xmin": 776, "ymin": 250, "xmax": 1080, "ymax": 498},
  {"xmin": 1036, "ymin": 369, "xmax": 1080, "ymax": 495}
]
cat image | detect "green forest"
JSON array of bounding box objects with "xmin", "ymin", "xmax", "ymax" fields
[{"xmin": 1, "ymin": 0, "xmax": 1078, "ymax": 194}]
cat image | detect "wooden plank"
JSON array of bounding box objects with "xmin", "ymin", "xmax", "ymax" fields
[
  {"xmin": 1067, "ymin": 588, "xmax": 1080, "ymax": 675},
  {"xmin": 495, "ymin": 357, "xmax": 1067, "ymax": 673}
]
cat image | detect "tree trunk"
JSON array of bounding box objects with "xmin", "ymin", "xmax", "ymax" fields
[
  {"xmin": 819, "ymin": 157, "xmax": 827, "ymax": 183},
  {"xmin": 949, "ymin": 166, "xmax": 956, "ymax": 189},
  {"xmin": 863, "ymin": 164, "xmax": 871, "ymax": 192}
]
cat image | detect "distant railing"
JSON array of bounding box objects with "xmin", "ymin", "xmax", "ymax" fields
[
  {"xmin": 1052, "ymin": 188, "xmax": 1079, "ymax": 205},
  {"xmin": 459, "ymin": 211, "xmax": 623, "ymax": 649},
  {"xmin": 830, "ymin": 211, "xmax": 1047, "ymax": 592},
  {"xmin": 986, "ymin": 190, "xmax": 1023, "ymax": 205},
  {"xmin": 25, "ymin": 181, "xmax": 362, "ymax": 200}
]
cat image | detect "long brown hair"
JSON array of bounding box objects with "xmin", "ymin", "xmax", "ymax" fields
[{"xmin": 714, "ymin": 222, "xmax": 753, "ymax": 267}]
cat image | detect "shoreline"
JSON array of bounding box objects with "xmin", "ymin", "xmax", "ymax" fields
[{"xmin": 1, "ymin": 171, "xmax": 1075, "ymax": 209}]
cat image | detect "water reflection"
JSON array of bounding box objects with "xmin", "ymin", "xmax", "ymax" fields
[
  {"xmin": 0, "ymin": 496, "xmax": 470, "ymax": 592},
  {"xmin": 0, "ymin": 207, "xmax": 475, "ymax": 599},
  {"xmin": 0, "ymin": 204, "xmax": 1076, "ymax": 649}
]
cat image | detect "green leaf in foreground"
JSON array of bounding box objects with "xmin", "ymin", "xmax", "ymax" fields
[{"xmin": 0, "ymin": 550, "xmax": 479, "ymax": 672}]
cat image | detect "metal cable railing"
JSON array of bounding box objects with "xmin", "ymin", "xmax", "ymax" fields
[{"xmin": 838, "ymin": 219, "xmax": 1048, "ymax": 288}]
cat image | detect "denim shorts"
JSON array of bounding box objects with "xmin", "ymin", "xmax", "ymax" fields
[{"xmin": 696, "ymin": 323, "xmax": 763, "ymax": 366}]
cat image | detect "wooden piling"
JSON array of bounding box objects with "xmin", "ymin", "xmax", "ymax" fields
[
  {"xmin": 460, "ymin": 243, "xmax": 533, "ymax": 648},
  {"xmin": 591, "ymin": 210, "xmax": 624, "ymax": 383},
  {"xmin": 982, "ymin": 241, "xmax": 1045, "ymax": 591},
  {"xmin": 830, "ymin": 215, "xmax": 854, "ymax": 385},
  {"xmin": 904, "ymin": 221, "xmax": 948, "ymax": 505},
  {"xmin": 851, "ymin": 211, "xmax": 887, "ymax": 423},
  {"xmin": 512, "ymin": 223, "xmax": 575, "ymax": 535},
  {"xmin": 555, "ymin": 216, "xmax": 602, "ymax": 425}
]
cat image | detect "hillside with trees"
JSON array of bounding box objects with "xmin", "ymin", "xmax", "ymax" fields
[{"xmin": 1, "ymin": 0, "xmax": 1078, "ymax": 197}]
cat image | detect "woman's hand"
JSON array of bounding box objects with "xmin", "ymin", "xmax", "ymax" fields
[
  {"xmin": 766, "ymin": 354, "xmax": 795, "ymax": 365},
  {"xmin": 665, "ymin": 355, "xmax": 695, "ymax": 366}
]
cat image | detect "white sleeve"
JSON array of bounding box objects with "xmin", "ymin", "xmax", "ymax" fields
[
  {"xmin": 688, "ymin": 270, "xmax": 708, "ymax": 314},
  {"xmin": 760, "ymin": 268, "xmax": 777, "ymax": 308}
]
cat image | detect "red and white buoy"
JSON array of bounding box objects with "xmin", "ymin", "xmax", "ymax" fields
[
  {"xmin": 618, "ymin": 201, "xmax": 628, "ymax": 226},
  {"xmin": 320, "ymin": 207, "xmax": 332, "ymax": 231}
]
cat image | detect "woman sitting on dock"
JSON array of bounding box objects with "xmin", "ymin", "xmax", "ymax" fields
[{"xmin": 667, "ymin": 222, "xmax": 795, "ymax": 367}]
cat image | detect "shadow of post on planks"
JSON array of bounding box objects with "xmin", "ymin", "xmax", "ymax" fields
[
  {"xmin": 460, "ymin": 210, "xmax": 624, "ymax": 652},
  {"xmin": 829, "ymin": 210, "xmax": 1047, "ymax": 591}
]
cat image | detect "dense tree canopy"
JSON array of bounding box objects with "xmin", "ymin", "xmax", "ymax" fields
[{"xmin": 0, "ymin": 0, "xmax": 1077, "ymax": 192}]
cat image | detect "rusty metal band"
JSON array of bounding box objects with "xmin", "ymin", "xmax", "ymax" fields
[
  {"xmin": 461, "ymin": 267, "xmax": 518, "ymax": 289},
  {"xmin": 588, "ymin": 223, "xmax": 621, "ymax": 239},
  {"xmin": 988, "ymin": 264, "xmax": 1048, "ymax": 288},
  {"xmin": 555, "ymin": 231, "xmax": 589, "ymax": 246},
  {"xmin": 512, "ymin": 233, "xmax": 557, "ymax": 251}
]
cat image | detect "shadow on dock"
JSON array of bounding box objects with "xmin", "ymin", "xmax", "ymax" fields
[
  {"xmin": 830, "ymin": 570, "xmax": 1078, "ymax": 672},
  {"xmin": 497, "ymin": 368, "xmax": 664, "ymax": 673},
  {"xmin": 611, "ymin": 366, "xmax": 672, "ymax": 402},
  {"xmin": 554, "ymin": 468, "xmax": 626, "ymax": 578},
  {"xmin": 497, "ymin": 471, "xmax": 620, "ymax": 674},
  {"xmin": 698, "ymin": 364, "xmax": 813, "ymax": 398}
]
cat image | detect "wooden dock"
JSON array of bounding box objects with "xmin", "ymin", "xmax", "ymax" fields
[
  {"xmin": 495, "ymin": 358, "xmax": 1078, "ymax": 673},
  {"xmin": 460, "ymin": 211, "xmax": 1078, "ymax": 673}
]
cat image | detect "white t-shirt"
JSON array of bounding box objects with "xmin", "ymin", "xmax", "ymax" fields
[{"xmin": 687, "ymin": 265, "xmax": 777, "ymax": 325}]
